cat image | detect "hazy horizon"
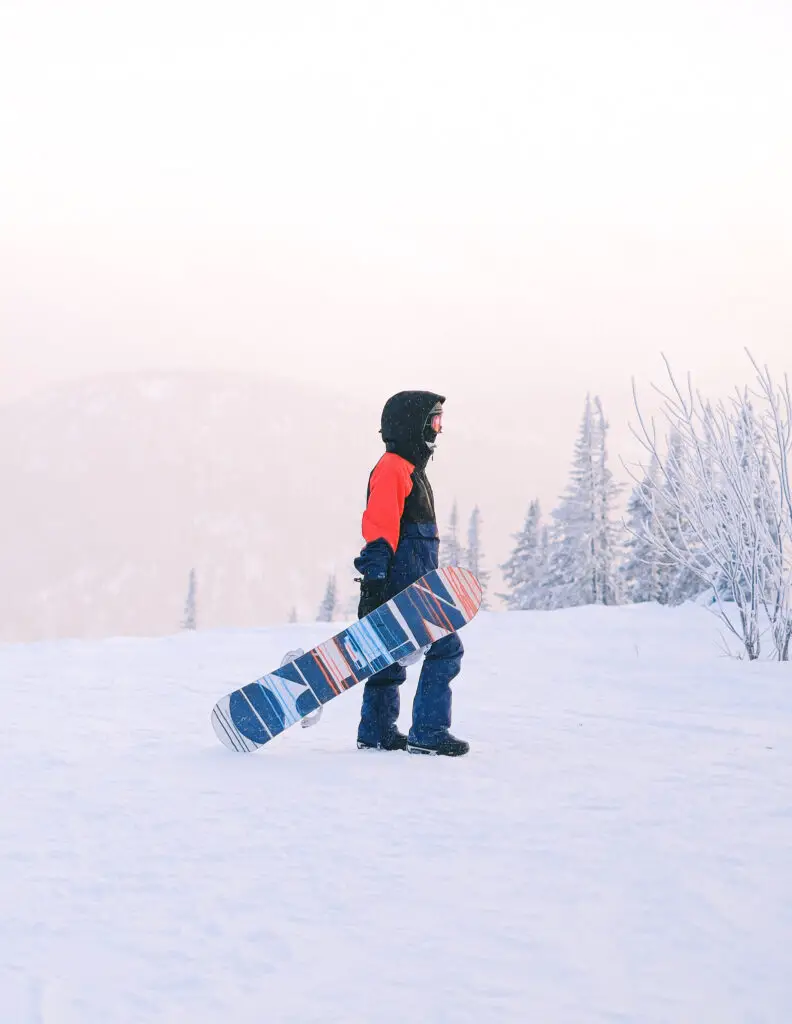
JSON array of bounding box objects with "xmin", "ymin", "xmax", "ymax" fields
[{"xmin": 1, "ymin": 0, "xmax": 791, "ymax": 639}]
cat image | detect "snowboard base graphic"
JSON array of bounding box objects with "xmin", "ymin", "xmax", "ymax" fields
[{"xmin": 211, "ymin": 566, "xmax": 482, "ymax": 753}]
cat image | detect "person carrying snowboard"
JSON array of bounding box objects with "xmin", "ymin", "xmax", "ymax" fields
[{"xmin": 354, "ymin": 390, "xmax": 469, "ymax": 757}]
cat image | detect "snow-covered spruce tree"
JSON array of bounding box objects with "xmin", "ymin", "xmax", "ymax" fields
[
  {"xmin": 288, "ymin": 607, "xmax": 298, "ymax": 624},
  {"xmin": 500, "ymin": 499, "xmax": 550, "ymax": 609},
  {"xmin": 440, "ymin": 500, "xmax": 466, "ymax": 567},
  {"xmin": 631, "ymin": 358, "xmax": 792, "ymax": 660},
  {"xmin": 466, "ymin": 506, "xmax": 490, "ymax": 605},
  {"xmin": 623, "ymin": 439, "xmax": 705, "ymax": 606},
  {"xmin": 546, "ymin": 396, "xmax": 622, "ymax": 608},
  {"xmin": 316, "ymin": 575, "xmax": 337, "ymax": 622},
  {"xmin": 181, "ymin": 568, "xmax": 197, "ymax": 630},
  {"xmin": 538, "ymin": 524, "xmax": 551, "ymax": 602},
  {"xmin": 593, "ymin": 397, "xmax": 626, "ymax": 605},
  {"xmin": 623, "ymin": 459, "xmax": 664, "ymax": 603}
]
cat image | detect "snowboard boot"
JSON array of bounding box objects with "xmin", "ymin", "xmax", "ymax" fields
[
  {"xmin": 357, "ymin": 681, "xmax": 405, "ymax": 751},
  {"xmin": 406, "ymin": 732, "xmax": 470, "ymax": 757},
  {"xmin": 357, "ymin": 731, "xmax": 408, "ymax": 752}
]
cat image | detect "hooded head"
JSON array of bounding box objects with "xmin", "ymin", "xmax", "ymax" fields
[{"xmin": 380, "ymin": 390, "xmax": 446, "ymax": 468}]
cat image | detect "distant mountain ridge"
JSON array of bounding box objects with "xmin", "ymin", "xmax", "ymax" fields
[{"xmin": 0, "ymin": 371, "xmax": 532, "ymax": 642}]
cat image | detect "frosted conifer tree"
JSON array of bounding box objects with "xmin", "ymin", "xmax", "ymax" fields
[
  {"xmin": 623, "ymin": 459, "xmax": 665, "ymax": 603},
  {"xmin": 440, "ymin": 500, "xmax": 465, "ymax": 567},
  {"xmin": 466, "ymin": 506, "xmax": 490, "ymax": 604},
  {"xmin": 316, "ymin": 575, "xmax": 337, "ymax": 622},
  {"xmin": 500, "ymin": 499, "xmax": 549, "ymax": 609},
  {"xmin": 181, "ymin": 568, "xmax": 197, "ymax": 630},
  {"xmin": 546, "ymin": 396, "xmax": 622, "ymax": 608},
  {"xmin": 539, "ymin": 525, "xmax": 551, "ymax": 600},
  {"xmin": 592, "ymin": 397, "xmax": 624, "ymax": 604},
  {"xmin": 288, "ymin": 607, "xmax": 298, "ymax": 624}
]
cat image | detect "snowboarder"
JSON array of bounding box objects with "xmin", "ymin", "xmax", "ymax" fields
[{"xmin": 354, "ymin": 391, "xmax": 469, "ymax": 756}]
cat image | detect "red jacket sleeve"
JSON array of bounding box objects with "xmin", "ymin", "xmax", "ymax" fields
[{"xmin": 362, "ymin": 454, "xmax": 414, "ymax": 553}]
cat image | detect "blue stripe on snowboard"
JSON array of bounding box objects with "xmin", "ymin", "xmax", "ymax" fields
[
  {"xmin": 343, "ymin": 617, "xmax": 401, "ymax": 676},
  {"xmin": 231, "ymin": 683, "xmax": 286, "ymax": 741},
  {"xmin": 291, "ymin": 653, "xmax": 337, "ymax": 703},
  {"xmin": 423, "ymin": 571, "xmax": 464, "ymax": 615},
  {"xmin": 270, "ymin": 661, "xmax": 305, "ymax": 685},
  {"xmin": 391, "ymin": 579, "xmax": 467, "ymax": 644},
  {"xmin": 268, "ymin": 664, "xmax": 322, "ymax": 716},
  {"xmin": 358, "ymin": 606, "xmax": 415, "ymax": 661}
]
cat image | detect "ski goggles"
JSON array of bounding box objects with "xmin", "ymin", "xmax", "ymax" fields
[{"xmin": 427, "ymin": 411, "xmax": 443, "ymax": 434}]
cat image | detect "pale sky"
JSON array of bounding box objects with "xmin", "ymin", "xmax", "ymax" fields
[{"xmin": 1, "ymin": 0, "xmax": 791, "ymax": 483}]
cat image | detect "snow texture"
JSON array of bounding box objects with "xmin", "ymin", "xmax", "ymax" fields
[{"xmin": 1, "ymin": 605, "xmax": 791, "ymax": 1023}]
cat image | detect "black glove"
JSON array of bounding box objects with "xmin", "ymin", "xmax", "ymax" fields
[{"xmin": 358, "ymin": 579, "xmax": 388, "ymax": 619}]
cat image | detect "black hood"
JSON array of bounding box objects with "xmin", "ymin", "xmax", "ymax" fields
[{"xmin": 380, "ymin": 390, "xmax": 446, "ymax": 468}]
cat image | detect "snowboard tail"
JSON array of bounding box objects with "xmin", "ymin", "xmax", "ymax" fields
[{"xmin": 210, "ymin": 566, "xmax": 482, "ymax": 753}]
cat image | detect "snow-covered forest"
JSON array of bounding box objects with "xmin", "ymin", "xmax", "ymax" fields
[
  {"xmin": 475, "ymin": 355, "xmax": 792, "ymax": 662},
  {"xmin": 5, "ymin": 354, "xmax": 792, "ymax": 657}
]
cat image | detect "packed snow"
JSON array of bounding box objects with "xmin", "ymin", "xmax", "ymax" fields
[{"xmin": 2, "ymin": 604, "xmax": 791, "ymax": 1023}]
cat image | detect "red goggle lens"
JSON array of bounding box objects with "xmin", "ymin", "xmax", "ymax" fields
[{"xmin": 429, "ymin": 412, "xmax": 443, "ymax": 433}]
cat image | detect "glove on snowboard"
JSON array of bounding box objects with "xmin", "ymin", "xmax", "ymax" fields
[{"xmin": 358, "ymin": 579, "xmax": 388, "ymax": 619}]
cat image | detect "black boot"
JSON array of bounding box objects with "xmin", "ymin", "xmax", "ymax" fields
[
  {"xmin": 357, "ymin": 682, "xmax": 405, "ymax": 750},
  {"xmin": 357, "ymin": 730, "xmax": 408, "ymax": 752},
  {"xmin": 406, "ymin": 733, "xmax": 469, "ymax": 757}
]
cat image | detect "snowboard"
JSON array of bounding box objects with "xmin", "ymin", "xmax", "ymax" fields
[{"xmin": 211, "ymin": 565, "xmax": 482, "ymax": 753}]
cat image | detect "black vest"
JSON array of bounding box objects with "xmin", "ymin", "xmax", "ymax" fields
[{"xmin": 402, "ymin": 466, "xmax": 436, "ymax": 526}]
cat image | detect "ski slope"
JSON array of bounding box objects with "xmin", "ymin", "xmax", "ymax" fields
[{"xmin": 1, "ymin": 605, "xmax": 791, "ymax": 1023}]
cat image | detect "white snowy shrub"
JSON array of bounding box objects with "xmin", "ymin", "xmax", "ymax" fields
[{"xmin": 631, "ymin": 355, "xmax": 792, "ymax": 660}]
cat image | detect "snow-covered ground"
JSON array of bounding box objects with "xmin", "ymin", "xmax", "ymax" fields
[{"xmin": 2, "ymin": 605, "xmax": 791, "ymax": 1023}]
